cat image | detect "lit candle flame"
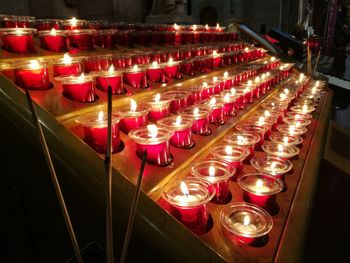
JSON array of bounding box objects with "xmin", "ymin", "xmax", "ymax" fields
[
  {"xmin": 295, "ymin": 121, "xmax": 301, "ymax": 128},
  {"xmin": 289, "ymin": 125, "xmax": 295, "ymax": 134},
  {"xmin": 224, "ymin": 93, "xmax": 230, "ymax": 102},
  {"xmin": 302, "ymin": 104, "xmax": 308, "ymax": 113},
  {"xmin": 180, "ymin": 181, "xmax": 189, "ymax": 197},
  {"xmin": 230, "ymin": 88, "xmax": 236, "ymax": 95},
  {"xmin": 77, "ymin": 73, "xmax": 85, "ymax": 82},
  {"xmin": 271, "ymin": 161, "xmax": 277, "ymax": 171},
  {"xmin": 63, "ymin": 53, "xmax": 72, "ymax": 64},
  {"xmin": 258, "ymin": 116, "xmax": 265, "ymax": 124},
  {"xmin": 266, "ymin": 72, "xmax": 270, "ymax": 77},
  {"xmin": 225, "ymin": 146, "xmax": 233, "ymax": 155},
  {"xmin": 261, "ymin": 74, "xmax": 266, "ymax": 80},
  {"xmin": 209, "ymin": 97, "xmax": 216, "ymax": 105},
  {"xmin": 152, "ymin": 61, "xmax": 158, "ymax": 68},
  {"xmin": 70, "ymin": 17, "xmax": 77, "ymax": 27},
  {"xmin": 202, "ymin": 81, "xmax": 208, "ymax": 88},
  {"xmin": 237, "ymin": 135, "xmax": 245, "ymax": 144},
  {"xmin": 255, "ymin": 179, "xmax": 264, "ymax": 193},
  {"xmin": 205, "ymin": 24, "xmax": 209, "ymax": 30},
  {"xmin": 244, "ymin": 47, "xmax": 249, "ymax": 52},
  {"xmin": 155, "ymin": 93, "xmax": 161, "ymax": 102},
  {"xmin": 247, "ymin": 80, "xmax": 252, "ymax": 86},
  {"xmin": 213, "ymin": 50, "xmax": 218, "ymax": 57},
  {"xmin": 98, "ymin": 111, "xmax": 104, "ymax": 122},
  {"xmin": 223, "ymin": 71, "xmax": 228, "ymax": 78},
  {"xmin": 175, "ymin": 115, "xmax": 182, "ymax": 126},
  {"xmin": 283, "ymin": 88, "xmax": 289, "ymax": 94},
  {"xmin": 283, "ymin": 136, "xmax": 289, "ymax": 144},
  {"xmin": 130, "ymin": 98, "xmax": 137, "ymax": 112},
  {"xmin": 209, "ymin": 165, "xmax": 216, "ymax": 177},
  {"xmin": 243, "ymin": 215, "xmax": 250, "ymax": 226},
  {"xmin": 168, "ymin": 57, "xmax": 174, "ymax": 65},
  {"xmin": 29, "ymin": 60, "xmax": 41, "ymax": 70},
  {"xmin": 132, "ymin": 65, "xmax": 138, "ymax": 72},
  {"xmin": 278, "ymin": 144, "xmax": 284, "ymax": 153},
  {"xmin": 255, "ymin": 76, "xmax": 260, "ymax": 83},
  {"xmin": 216, "ymin": 23, "xmax": 220, "ymax": 30},
  {"xmin": 295, "ymin": 114, "xmax": 300, "ymax": 119},
  {"xmin": 192, "ymin": 24, "xmax": 197, "ymax": 31},
  {"xmin": 264, "ymin": 110, "xmax": 270, "ymax": 117},
  {"xmin": 147, "ymin": 124, "xmax": 158, "ymax": 139},
  {"xmin": 193, "ymin": 107, "xmax": 199, "ymax": 115},
  {"xmin": 315, "ymin": 81, "xmax": 319, "ymax": 87},
  {"xmin": 270, "ymin": 56, "xmax": 276, "ymax": 62},
  {"xmin": 280, "ymin": 93, "xmax": 286, "ymax": 100},
  {"xmin": 213, "ymin": 76, "xmax": 218, "ymax": 82},
  {"xmin": 173, "ymin": 23, "xmax": 179, "ymax": 31},
  {"xmin": 108, "ymin": 64, "xmax": 115, "ymax": 73},
  {"xmin": 50, "ymin": 28, "xmax": 57, "ymax": 36}
]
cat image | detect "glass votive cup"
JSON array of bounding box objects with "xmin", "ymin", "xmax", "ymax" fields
[
  {"xmin": 254, "ymin": 109, "xmax": 283, "ymax": 124},
  {"xmin": 146, "ymin": 62, "xmax": 166, "ymax": 83},
  {"xmin": 146, "ymin": 94, "xmax": 174, "ymax": 122},
  {"xmin": 191, "ymin": 159, "xmax": 235, "ymax": 204},
  {"xmin": 224, "ymin": 132, "xmax": 261, "ymax": 160},
  {"xmin": 210, "ymin": 144, "xmax": 250, "ymax": 177},
  {"xmin": 157, "ymin": 116, "xmax": 194, "ymax": 149},
  {"xmin": 283, "ymin": 116, "xmax": 312, "ymax": 127},
  {"xmin": 161, "ymin": 177, "xmax": 215, "ymax": 234},
  {"xmin": 33, "ymin": 18, "xmax": 62, "ymax": 31},
  {"xmin": 221, "ymin": 91, "xmax": 236, "ymax": 116},
  {"xmin": 261, "ymin": 100, "xmax": 288, "ymax": 113},
  {"xmin": 123, "ymin": 66, "xmax": 147, "ymax": 89},
  {"xmin": 235, "ymin": 123, "xmax": 268, "ymax": 148},
  {"xmin": 75, "ymin": 111, "xmax": 124, "ymax": 154},
  {"xmin": 163, "ymin": 90, "xmax": 191, "ymax": 114},
  {"xmin": 0, "ymin": 28, "xmax": 36, "ymax": 54},
  {"xmin": 1, "ymin": 15, "xmax": 34, "ymax": 28},
  {"xmin": 56, "ymin": 74, "xmax": 96, "ymax": 103},
  {"xmin": 93, "ymin": 70, "xmax": 125, "ymax": 95},
  {"xmin": 276, "ymin": 124, "xmax": 308, "ymax": 136},
  {"xmin": 220, "ymin": 202, "xmax": 273, "ymax": 245},
  {"xmin": 164, "ymin": 60, "xmax": 181, "ymax": 79},
  {"xmin": 14, "ymin": 60, "xmax": 51, "ymax": 90},
  {"xmin": 97, "ymin": 29, "xmax": 117, "ymax": 49},
  {"xmin": 37, "ymin": 29, "xmax": 67, "ymax": 52},
  {"xmin": 290, "ymin": 105, "xmax": 316, "ymax": 114},
  {"xmin": 52, "ymin": 55, "xmax": 83, "ymax": 77},
  {"xmin": 262, "ymin": 142, "xmax": 300, "ymax": 160},
  {"xmin": 244, "ymin": 117, "xmax": 275, "ymax": 137},
  {"xmin": 118, "ymin": 102, "xmax": 150, "ymax": 134},
  {"xmin": 66, "ymin": 29, "xmax": 95, "ymax": 50},
  {"xmin": 269, "ymin": 133, "xmax": 303, "ymax": 146},
  {"xmin": 62, "ymin": 18, "xmax": 87, "ymax": 30},
  {"xmin": 83, "ymin": 54, "xmax": 112, "ymax": 72},
  {"xmin": 285, "ymin": 111, "xmax": 313, "ymax": 120},
  {"xmin": 179, "ymin": 106, "xmax": 211, "ymax": 136},
  {"xmin": 180, "ymin": 59, "xmax": 195, "ymax": 76},
  {"xmin": 238, "ymin": 173, "xmax": 283, "ymax": 210},
  {"xmin": 196, "ymin": 98, "xmax": 224, "ymax": 125},
  {"xmin": 129, "ymin": 125, "xmax": 174, "ymax": 166}
]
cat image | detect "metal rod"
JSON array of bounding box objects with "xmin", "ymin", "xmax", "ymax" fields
[
  {"xmin": 25, "ymin": 89, "xmax": 83, "ymax": 263},
  {"xmin": 313, "ymin": 47, "xmax": 322, "ymax": 76},
  {"xmin": 105, "ymin": 85, "xmax": 114, "ymax": 263},
  {"xmin": 119, "ymin": 150, "xmax": 148, "ymax": 263}
]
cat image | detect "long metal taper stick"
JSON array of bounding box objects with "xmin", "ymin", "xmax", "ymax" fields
[
  {"xmin": 105, "ymin": 85, "xmax": 114, "ymax": 263},
  {"xmin": 313, "ymin": 47, "xmax": 322, "ymax": 76},
  {"xmin": 25, "ymin": 89, "xmax": 83, "ymax": 263},
  {"xmin": 119, "ymin": 150, "xmax": 147, "ymax": 263}
]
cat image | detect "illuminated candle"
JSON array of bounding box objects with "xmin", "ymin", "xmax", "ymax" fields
[
  {"xmin": 146, "ymin": 61, "xmax": 166, "ymax": 83},
  {"xmin": 123, "ymin": 65, "xmax": 147, "ymax": 88},
  {"xmin": 38, "ymin": 28, "xmax": 67, "ymax": 52},
  {"xmin": 269, "ymin": 133, "xmax": 303, "ymax": 146},
  {"xmin": 251, "ymin": 155, "xmax": 293, "ymax": 181},
  {"xmin": 179, "ymin": 106, "xmax": 211, "ymax": 135},
  {"xmin": 164, "ymin": 90, "xmax": 190, "ymax": 113},
  {"xmin": 201, "ymin": 97, "xmax": 224, "ymax": 125},
  {"xmin": 146, "ymin": 93, "xmax": 173, "ymax": 122},
  {"xmin": 94, "ymin": 65, "xmax": 125, "ymax": 94},
  {"xmin": 161, "ymin": 178, "xmax": 215, "ymax": 234},
  {"xmin": 262, "ymin": 142, "xmax": 300, "ymax": 160},
  {"xmin": 119, "ymin": 99, "xmax": 150, "ymax": 133},
  {"xmin": 238, "ymin": 173, "xmax": 283, "ymax": 210},
  {"xmin": 220, "ymin": 91, "xmax": 236, "ymax": 116},
  {"xmin": 84, "ymin": 54, "xmax": 112, "ymax": 73},
  {"xmin": 53, "ymin": 53, "xmax": 83, "ymax": 77},
  {"xmin": 66, "ymin": 29, "xmax": 95, "ymax": 50},
  {"xmin": 220, "ymin": 203, "xmax": 273, "ymax": 245},
  {"xmin": 14, "ymin": 60, "xmax": 51, "ymax": 90},
  {"xmin": 75, "ymin": 110, "xmax": 123, "ymax": 153},
  {"xmin": 191, "ymin": 159, "xmax": 235, "ymax": 204},
  {"xmin": 157, "ymin": 116, "xmax": 194, "ymax": 148},
  {"xmin": 290, "ymin": 104, "xmax": 316, "ymax": 114},
  {"xmin": 224, "ymin": 132, "xmax": 261, "ymax": 159},
  {"xmin": 283, "ymin": 116, "xmax": 312, "ymax": 127},
  {"xmin": 57, "ymin": 73, "xmax": 96, "ymax": 102},
  {"xmin": 129, "ymin": 124, "xmax": 174, "ymax": 166},
  {"xmin": 276, "ymin": 123, "xmax": 308, "ymax": 136},
  {"xmin": 236, "ymin": 123, "xmax": 268, "ymax": 148},
  {"xmin": 211, "ymin": 50, "xmax": 223, "ymax": 68},
  {"xmin": 0, "ymin": 28, "xmax": 36, "ymax": 54},
  {"xmin": 63, "ymin": 17, "xmax": 86, "ymax": 30},
  {"xmin": 164, "ymin": 57, "xmax": 181, "ymax": 79}
]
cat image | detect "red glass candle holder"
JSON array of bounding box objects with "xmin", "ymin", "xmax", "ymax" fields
[
  {"xmin": 269, "ymin": 132, "xmax": 303, "ymax": 146},
  {"xmin": 283, "ymin": 116, "xmax": 312, "ymax": 127},
  {"xmin": 219, "ymin": 92, "xmax": 236, "ymax": 116},
  {"xmin": 119, "ymin": 99, "xmax": 150, "ymax": 134},
  {"xmin": 75, "ymin": 111, "xmax": 123, "ymax": 154},
  {"xmin": 66, "ymin": 29, "xmax": 95, "ymax": 50},
  {"xmin": 38, "ymin": 29, "xmax": 67, "ymax": 52},
  {"xmin": 83, "ymin": 54, "xmax": 112, "ymax": 73},
  {"xmin": 224, "ymin": 132, "xmax": 261, "ymax": 160},
  {"xmin": 129, "ymin": 125, "xmax": 174, "ymax": 166},
  {"xmin": 164, "ymin": 90, "xmax": 190, "ymax": 114},
  {"xmin": 236, "ymin": 123, "xmax": 268, "ymax": 148},
  {"xmin": 0, "ymin": 15, "xmax": 33, "ymax": 28},
  {"xmin": 221, "ymin": 202, "xmax": 273, "ymax": 245},
  {"xmin": 0, "ymin": 28, "xmax": 36, "ymax": 54},
  {"xmin": 261, "ymin": 100, "xmax": 289, "ymax": 114},
  {"xmin": 164, "ymin": 60, "xmax": 181, "ymax": 79},
  {"xmin": 33, "ymin": 19, "xmax": 62, "ymax": 31},
  {"xmin": 191, "ymin": 159, "xmax": 235, "ymax": 204},
  {"xmin": 52, "ymin": 54, "xmax": 83, "ymax": 77},
  {"xmin": 179, "ymin": 106, "xmax": 211, "ymax": 136},
  {"xmin": 290, "ymin": 104, "xmax": 316, "ymax": 115},
  {"xmin": 244, "ymin": 117, "xmax": 275, "ymax": 138},
  {"xmin": 211, "ymin": 144, "xmax": 250, "ymax": 177},
  {"xmin": 146, "ymin": 94, "xmax": 173, "ymax": 122},
  {"xmin": 262, "ymin": 142, "xmax": 300, "ymax": 161},
  {"xmin": 180, "ymin": 59, "xmax": 195, "ymax": 76},
  {"xmin": 62, "ymin": 18, "xmax": 87, "ymax": 30},
  {"xmin": 238, "ymin": 173, "xmax": 283, "ymax": 210},
  {"xmin": 123, "ymin": 66, "xmax": 147, "ymax": 88},
  {"xmin": 14, "ymin": 60, "xmax": 51, "ymax": 90},
  {"xmin": 97, "ymin": 29, "xmax": 117, "ymax": 49},
  {"xmin": 255, "ymin": 109, "xmax": 283, "ymax": 125},
  {"xmin": 285, "ymin": 111, "xmax": 313, "ymax": 120},
  {"xmin": 276, "ymin": 124, "xmax": 308, "ymax": 136},
  {"xmin": 94, "ymin": 69, "xmax": 125, "ymax": 95},
  {"xmin": 146, "ymin": 62, "xmax": 166, "ymax": 83},
  {"xmin": 196, "ymin": 97, "xmax": 224, "ymax": 125},
  {"xmin": 157, "ymin": 116, "xmax": 194, "ymax": 149},
  {"xmin": 161, "ymin": 178, "xmax": 215, "ymax": 234},
  {"xmin": 56, "ymin": 74, "xmax": 96, "ymax": 103}
]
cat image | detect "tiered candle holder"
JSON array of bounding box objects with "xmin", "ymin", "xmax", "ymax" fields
[
  {"xmin": 75, "ymin": 111, "xmax": 124, "ymax": 154},
  {"xmin": 129, "ymin": 125, "xmax": 174, "ymax": 166},
  {"xmin": 14, "ymin": 60, "xmax": 51, "ymax": 90},
  {"xmin": 161, "ymin": 178, "xmax": 215, "ymax": 234},
  {"xmin": 220, "ymin": 202, "xmax": 273, "ymax": 245},
  {"xmin": 179, "ymin": 106, "xmax": 211, "ymax": 136}
]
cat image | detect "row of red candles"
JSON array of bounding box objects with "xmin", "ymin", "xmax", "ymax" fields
[{"xmin": 157, "ymin": 75, "xmax": 322, "ymax": 245}]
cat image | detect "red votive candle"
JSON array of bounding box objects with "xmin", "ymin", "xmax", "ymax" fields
[
  {"xmin": 83, "ymin": 54, "xmax": 112, "ymax": 73},
  {"xmin": 238, "ymin": 173, "xmax": 283, "ymax": 210},
  {"xmin": 14, "ymin": 60, "xmax": 51, "ymax": 90},
  {"xmin": 75, "ymin": 111, "xmax": 123, "ymax": 154},
  {"xmin": 224, "ymin": 132, "xmax": 261, "ymax": 160},
  {"xmin": 197, "ymin": 97, "xmax": 224, "ymax": 125},
  {"xmin": 97, "ymin": 29, "xmax": 117, "ymax": 49},
  {"xmin": 211, "ymin": 144, "xmax": 250, "ymax": 177},
  {"xmin": 221, "ymin": 90, "xmax": 236, "ymax": 116},
  {"xmin": 161, "ymin": 178, "xmax": 215, "ymax": 234},
  {"xmin": 283, "ymin": 116, "xmax": 312, "ymax": 128},
  {"xmin": 129, "ymin": 125, "xmax": 174, "ymax": 166},
  {"xmin": 191, "ymin": 159, "xmax": 235, "ymax": 204},
  {"xmin": 164, "ymin": 58, "xmax": 181, "ymax": 79},
  {"xmin": 62, "ymin": 17, "xmax": 87, "ymax": 30},
  {"xmin": 38, "ymin": 28, "xmax": 67, "ymax": 52},
  {"xmin": 179, "ymin": 106, "xmax": 211, "ymax": 136},
  {"xmin": 33, "ymin": 18, "xmax": 62, "ymax": 31},
  {"xmin": 119, "ymin": 99, "xmax": 150, "ymax": 134},
  {"xmin": 244, "ymin": 116, "xmax": 275, "ymax": 138},
  {"xmin": 276, "ymin": 124, "xmax": 308, "ymax": 137},
  {"xmin": 0, "ymin": 28, "xmax": 36, "ymax": 54},
  {"xmin": 180, "ymin": 59, "xmax": 195, "ymax": 76},
  {"xmin": 289, "ymin": 104, "xmax": 316, "ymax": 115},
  {"xmin": 146, "ymin": 61, "xmax": 166, "ymax": 83},
  {"xmin": 146, "ymin": 93, "xmax": 173, "ymax": 122},
  {"xmin": 262, "ymin": 142, "xmax": 300, "ymax": 161},
  {"xmin": 158, "ymin": 116, "xmax": 194, "ymax": 149},
  {"xmin": 236, "ymin": 123, "xmax": 268, "ymax": 148},
  {"xmin": 56, "ymin": 73, "xmax": 96, "ymax": 103},
  {"xmin": 123, "ymin": 65, "xmax": 147, "ymax": 88},
  {"xmin": 94, "ymin": 66, "xmax": 125, "ymax": 95},
  {"xmin": 66, "ymin": 29, "xmax": 95, "ymax": 50},
  {"xmin": 269, "ymin": 132, "xmax": 303, "ymax": 147},
  {"xmin": 52, "ymin": 53, "xmax": 83, "ymax": 77},
  {"xmin": 1, "ymin": 15, "xmax": 33, "ymax": 28},
  {"xmin": 164, "ymin": 90, "xmax": 190, "ymax": 114},
  {"xmin": 221, "ymin": 202, "xmax": 273, "ymax": 245}
]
